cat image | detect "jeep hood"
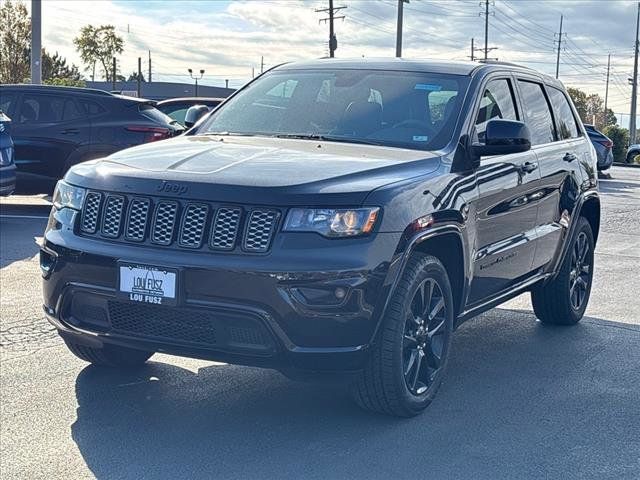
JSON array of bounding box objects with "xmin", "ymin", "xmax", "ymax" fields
[{"xmin": 65, "ymin": 135, "xmax": 441, "ymax": 206}]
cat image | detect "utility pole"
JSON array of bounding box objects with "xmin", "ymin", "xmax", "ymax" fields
[
  {"xmin": 188, "ymin": 68, "xmax": 205, "ymax": 97},
  {"xmin": 112, "ymin": 57, "xmax": 116, "ymax": 90},
  {"xmin": 396, "ymin": 0, "xmax": 409, "ymax": 58},
  {"xmin": 260, "ymin": 56, "xmax": 264, "ymax": 74},
  {"xmin": 605, "ymin": 53, "xmax": 611, "ymax": 113},
  {"xmin": 148, "ymin": 50, "xmax": 152, "ymax": 83},
  {"xmin": 225, "ymin": 79, "xmax": 229, "ymax": 89},
  {"xmin": 630, "ymin": 2, "xmax": 640, "ymax": 144},
  {"xmin": 316, "ymin": 0, "xmax": 346, "ymax": 58},
  {"xmin": 137, "ymin": 57, "xmax": 142, "ymax": 98},
  {"xmin": 30, "ymin": 0, "xmax": 42, "ymax": 84},
  {"xmin": 555, "ymin": 14, "xmax": 563, "ymax": 79},
  {"xmin": 483, "ymin": 0, "xmax": 489, "ymax": 60},
  {"xmin": 470, "ymin": 38, "xmax": 475, "ymax": 61}
]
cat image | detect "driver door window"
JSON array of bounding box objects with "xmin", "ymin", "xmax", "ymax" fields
[{"xmin": 475, "ymin": 79, "xmax": 518, "ymax": 143}]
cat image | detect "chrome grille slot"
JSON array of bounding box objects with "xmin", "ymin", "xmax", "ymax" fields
[
  {"xmin": 179, "ymin": 203, "xmax": 209, "ymax": 248},
  {"xmin": 243, "ymin": 209, "xmax": 278, "ymax": 253},
  {"xmin": 81, "ymin": 192, "xmax": 102, "ymax": 233},
  {"xmin": 210, "ymin": 207, "xmax": 241, "ymax": 250},
  {"xmin": 101, "ymin": 195, "xmax": 125, "ymax": 238},
  {"xmin": 152, "ymin": 201, "xmax": 178, "ymax": 245},
  {"xmin": 125, "ymin": 198, "xmax": 151, "ymax": 241}
]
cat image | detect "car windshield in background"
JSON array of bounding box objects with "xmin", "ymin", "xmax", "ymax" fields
[
  {"xmin": 139, "ymin": 104, "xmax": 175, "ymax": 125},
  {"xmin": 199, "ymin": 69, "xmax": 468, "ymax": 150}
]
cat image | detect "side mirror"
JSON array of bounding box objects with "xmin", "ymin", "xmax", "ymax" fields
[
  {"xmin": 184, "ymin": 105, "xmax": 210, "ymax": 129},
  {"xmin": 471, "ymin": 119, "xmax": 531, "ymax": 158}
]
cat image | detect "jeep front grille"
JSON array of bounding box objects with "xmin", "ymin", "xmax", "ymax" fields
[{"xmin": 78, "ymin": 190, "xmax": 279, "ymax": 253}]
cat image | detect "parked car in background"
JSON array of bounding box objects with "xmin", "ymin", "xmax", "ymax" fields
[
  {"xmin": 0, "ymin": 110, "xmax": 16, "ymax": 196},
  {"xmin": 626, "ymin": 143, "xmax": 640, "ymax": 164},
  {"xmin": 0, "ymin": 85, "xmax": 183, "ymax": 190},
  {"xmin": 42, "ymin": 59, "xmax": 600, "ymax": 417},
  {"xmin": 584, "ymin": 124, "xmax": 613, "ymax": 170},
  {"xmin": 156, "ymin": 97, "xmax": 225, "ymax": 127}
]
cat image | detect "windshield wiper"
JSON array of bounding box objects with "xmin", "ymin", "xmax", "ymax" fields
[
  {"xmin": 201, "ymin": 131, "xmax": 261, "ymax": 137},
  {"xmin": 273, "ymin": 133, "xmax": 383, "ymax": 146}
]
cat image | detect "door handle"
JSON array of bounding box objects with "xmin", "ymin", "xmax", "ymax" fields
[
  {"xmin": 61, "ymin": 128, "xmax": 79, "ymax": 135},
  {"xmin": 563, "ymin": 152, "xmax": 577, "ymax": 162},
  {"xmin": 519, "ymin": 161, "xmax": 538, "ymax": 173}
]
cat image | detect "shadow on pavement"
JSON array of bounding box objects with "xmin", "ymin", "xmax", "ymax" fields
[
  {"xmin": 0, "ymin": 215, "xmax": 47, "ymax": 269},
  {"xmin": 71, "ymin": 308, "xmax": 640, "ymax": 479}
]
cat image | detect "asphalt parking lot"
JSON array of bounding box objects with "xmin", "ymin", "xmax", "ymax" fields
[{"xmin": 1, "ymin": 167, "xmax": 639, "ymax": 480}]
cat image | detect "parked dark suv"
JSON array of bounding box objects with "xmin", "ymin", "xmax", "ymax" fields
[
  {"xmin": 0, "ymin": 85, "xmax": 182, "ymax": 189},
  {"xmin": 41, "ymin": 59, "xmax": 599, "ymax": 417}
]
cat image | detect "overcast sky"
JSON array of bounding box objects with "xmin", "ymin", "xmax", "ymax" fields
[{"xmin": 29, "ymin": 0, "xmax": 639, "ymax": 123}]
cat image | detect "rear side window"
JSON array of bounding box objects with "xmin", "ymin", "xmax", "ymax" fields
[
  {"xmin": 547, "ymin": 87, "xmax": 579, "ymax": 139},
  {"xmin": 0, "ymin": 93, "xmax": 16, "ymax": 115},
  {"xmin": 517, "ymin": 80, "xmax": 555, "ymax": 145},
  {"xmin": 18, "ymin": 94, "xmax": 84, "ymax": 123},
  {"xmin": 139, "ymin": 104, "xmax": 174, "ymax": 125},
  {"xmin": 475, "ymin": 79, "xmax": 518, "ymax": 143},
  {"xmin": 80, "ymin": 100, "xmax": 106, "ymax": 116}
]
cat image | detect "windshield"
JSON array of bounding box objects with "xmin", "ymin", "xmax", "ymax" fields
[{"xmin": 198, "ymin": 69, "xmax": 469, "ymax": 150}]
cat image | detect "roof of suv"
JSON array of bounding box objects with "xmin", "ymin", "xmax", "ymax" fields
[
  {"xmin": 2, "ymin": 84, "xmax": 113, "ymax": 97},
  {"xmin": 274, "ymin": 57, "xmax": 561, "ymax": 86}
]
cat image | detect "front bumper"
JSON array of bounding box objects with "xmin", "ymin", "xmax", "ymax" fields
[
  {"xmin": 42, "ymin": 218, "xmax": 402, "ymax": 372},
  {"xmin": 0, "ymin": 163, "xmax": 16, "ymax": 196}
]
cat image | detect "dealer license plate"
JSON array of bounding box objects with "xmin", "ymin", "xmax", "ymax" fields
[{"xmin": 118, "ymin": 263, "xmax": 177, "ymax": 305}]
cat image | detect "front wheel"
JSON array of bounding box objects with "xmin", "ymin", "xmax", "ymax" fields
[
  {"xmin": 531, "ymin": 217, "xmax": 595, "ymax": 325},
  {"xmin": 351, "ymin": 254, "xmax": 454, "ymax": 417}
]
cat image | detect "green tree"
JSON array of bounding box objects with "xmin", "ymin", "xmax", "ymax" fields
[
  {"xmin": 567, "ymin": 87, "xmax": 617, "ymax": 130},
  {"xmin": 0, "ymin": 0, "xmax": 31, "ymax": 83},
  {"xmin": 42, "ymin": 49, "xmax": 82, "ymax": 82},
  {"xmin": 602, "ymin": 125, "xmax": 629, "ymax": 162},
  {"xmin": 73, "ymin": 25, "xmax": 124, "ymax": 82},
  {"xmin": 127, "ymin": 71, "xmax": 146, "ymax": 82}
]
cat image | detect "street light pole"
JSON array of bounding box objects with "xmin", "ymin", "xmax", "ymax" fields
[{"xmin": 188, "ymin": 68, "xmax": 205, "ymax": 97}]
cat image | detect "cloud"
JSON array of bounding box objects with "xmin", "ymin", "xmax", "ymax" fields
[{"xmin": 29, "ymin": 0, "xmax": 635, "ymax": 113}]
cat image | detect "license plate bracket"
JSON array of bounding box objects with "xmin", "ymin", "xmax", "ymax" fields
[{"xmin": 117, "ymin": 262, "xmax": 179, "ymax": 306}]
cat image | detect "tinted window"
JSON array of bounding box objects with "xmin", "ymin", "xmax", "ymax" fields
[
  {"xmin": 548, "ymin": 87, "xmax": 579, "ymax": 139},
  {"xmin": 517, "ymin": 80, "xmax": 555, "ymax": 145},
  {"xmin": 139, "ymin": 104, "xmax": 174, "ymax": 125},
  {"xmin": 0, "ymin": 93, "xmax": 16, "ymax": 114},
  {"xmin": 200, "ymin": 69, "xmax": 469, "ymax": 151},
  {"xmin": 19, "ymin": 94, "xmax": 83, "ymax": 123},
  {"xmin": 475, "ymin": 79, "xmax": 518, "ymax": 143},
  {"xmin": 80, "ymin": 100, "xmax": 106, "ymax": 116}
]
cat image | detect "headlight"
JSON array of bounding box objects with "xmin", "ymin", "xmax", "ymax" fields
[
  {"xmin": 52, "ymin": 180, "xmax": 85, "ymax": 210},
  {"xmin": 284, "ymin": 207, "xmax": 379, "ymax": 237}
]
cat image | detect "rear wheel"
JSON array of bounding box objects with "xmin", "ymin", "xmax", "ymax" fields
[
  {"xmin": 531, "ymin": 217, "xmax": 594, "ymax": 325},
  {"xmin": 63, "ymin": 339, "xmax": 153, "ymax": 367},
  {"xmin": 351, "ymin": 254, "xmax": 454, "ymax": 417}
]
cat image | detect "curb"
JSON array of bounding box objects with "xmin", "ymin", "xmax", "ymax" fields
[{"xmin": 612, "ymin": 162, "xmax": 640, "ymax": 168}]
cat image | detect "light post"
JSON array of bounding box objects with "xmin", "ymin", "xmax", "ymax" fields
[{"xmin": 188, "ymin": 68, "xmax": 205, "ymax": 97}]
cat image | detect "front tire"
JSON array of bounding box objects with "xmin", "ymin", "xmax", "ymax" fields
[
  {"xmin": 351, "ymin": 254, "xmax": 454, "ymax": 417},
  {"xmin": 531, "ymin": 217, "xmax": 595, "ymax": 325},
  {"xmin": 63, "ymin": 339, "xmax": 153, "ymax": 367}
]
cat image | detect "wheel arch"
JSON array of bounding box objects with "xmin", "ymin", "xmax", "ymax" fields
[
  {"xmin": 411, "ymin": 231, "xmax": 466, "ymax": 319},
  {"xmin": 580, "ymin": 194, "xmax": 600, "ymax": 245}
]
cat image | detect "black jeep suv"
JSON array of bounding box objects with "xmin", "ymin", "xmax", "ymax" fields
[{"xmin": 41, "ymin": 59, "xmax": 599, "ymax": 417}]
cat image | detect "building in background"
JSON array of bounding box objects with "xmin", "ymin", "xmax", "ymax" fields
[{"xmin": 86, "ymin": 81, "xmax": 235, "ymax": 101}]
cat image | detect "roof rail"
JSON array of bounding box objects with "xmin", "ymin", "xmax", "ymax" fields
[
  {"xmin": 476, "ymin": 59, "xmax": 530, "ymax": 69},
  {"xmin": 1, "ymin": 84, "xmax": 114, "ymax": 96}
]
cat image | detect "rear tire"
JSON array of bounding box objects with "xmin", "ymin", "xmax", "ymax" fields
[
  {"xmin": 531, "ymin": 217, "xmax": 594, "ymax": 325},
  {"xmin": 64, "ymin": 339, "xmax": 153, "ymax": 367},
  {"xmin": 351, "ymin": 254, "xmax": 454, "ymax": 417}
]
